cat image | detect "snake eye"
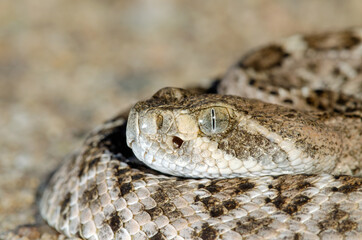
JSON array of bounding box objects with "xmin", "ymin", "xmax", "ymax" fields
[{"xmin": 198, "ymin": 107, "xmax": 229, "ymax": 135}]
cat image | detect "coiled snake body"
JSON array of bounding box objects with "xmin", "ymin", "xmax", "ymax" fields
[{"xmin": 40, "ymin": 29, "xmax": 362, "ymax": 240}]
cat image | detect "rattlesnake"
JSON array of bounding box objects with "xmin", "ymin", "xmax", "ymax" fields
[{"xmin": 29, "ymin": 29, "xmax": 362, "ymax": 239}]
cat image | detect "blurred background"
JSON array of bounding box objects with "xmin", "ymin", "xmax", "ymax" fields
[{"xmin": 1, "ymin": 0, "xmax": 362, "ymax": 232}]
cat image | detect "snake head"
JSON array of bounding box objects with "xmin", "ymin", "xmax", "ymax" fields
[
  {"xmin": 126, "ymin": 87, "xmax": 242, "ymax": 178},
  {"xmin": 127, "ymin": 87, "xmax": 342, "ymax": 178}
]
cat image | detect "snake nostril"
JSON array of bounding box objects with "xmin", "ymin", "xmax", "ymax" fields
[{"xmin": 172, "ymin": 136, "xmax": 184, "ymax": 149}]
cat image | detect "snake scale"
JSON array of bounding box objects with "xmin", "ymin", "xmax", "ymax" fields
[{"xmin": 38, "ymin": 28, "xmax": 362, "ymax": 240}]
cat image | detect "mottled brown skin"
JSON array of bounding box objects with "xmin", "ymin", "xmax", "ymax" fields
[
  {"xmin": 220, "ymin": 28, "xmax": 362, "ymax": 176},
  {"xmin": 221, "ymin": 29, "xmax": 362, "ymax": 104},
  {"xmin": 7, "ymin": 29, "xmax": 362, "ymax": 240},
  {"xmin": 39, "ymin": 115, "xmax": 361, "ymax": 239}
]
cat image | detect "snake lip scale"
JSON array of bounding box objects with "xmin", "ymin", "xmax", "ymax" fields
[{"xmin": 39, "ymin": 28, "xmax": 361, "ymax": 240}]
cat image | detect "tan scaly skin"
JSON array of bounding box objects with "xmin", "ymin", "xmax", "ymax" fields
[{"xmin": 5, "ymin": 28, "xmax": 361, "ymax": 240}]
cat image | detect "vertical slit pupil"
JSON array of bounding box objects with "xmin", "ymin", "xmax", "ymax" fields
[{"xmin": 211, "ymin": 108, "xmax": 216, "ymax": 131}]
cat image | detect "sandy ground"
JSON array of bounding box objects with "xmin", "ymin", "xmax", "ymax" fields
[{"xmin": 1, "ymin": 0, "xmax": 362, "ymax": 237}]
